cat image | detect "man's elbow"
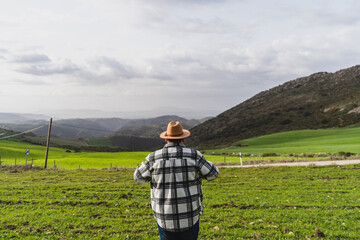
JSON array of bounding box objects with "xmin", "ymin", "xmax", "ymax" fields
[
  {"xmin": 133, "ymin": 169, "xmax": 148, "ymax": 184},
  {"xmin": 206, "ymin": 167, "xmax": 219, "ymax": 181},
  {"xmin": 134, "ymin": 177, "xmax": 148, "ymax": 184},
  {"xmin": 206, "ymin": 173, "xmax": 219, "ymax": 181}
]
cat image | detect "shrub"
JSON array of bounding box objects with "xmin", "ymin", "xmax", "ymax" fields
[
  {"xmin": 280, "ymin": 119, "xmax": 292, "ymax": 125},
  {"xmin": 337, "ymin": 152, "xmax": 355, "ymax": 157},
  {"xmin": 261, "ymin": 153, "xmax": 279, "ymax": 157},
  {"xmin": 321, "ymin": 119, "xmax": 330, "ymax": 124},
  {"xmin": 299, "ymin": 153, "xmax": 315, "ymax": 157}
]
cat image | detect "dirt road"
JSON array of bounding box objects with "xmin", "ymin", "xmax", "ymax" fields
[{"xmin": 221, "ymin": 159, "xmax": 360, "ymax": 168}]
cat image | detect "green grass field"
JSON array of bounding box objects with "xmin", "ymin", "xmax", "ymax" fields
[
  {"xmin": 209, "ymin": 127, "xmax": 360, "ymax": 155},
  {"xmin": 0, "ymin": 140, "xmax": 148, "ymax": 169},
  {"xmin": 0, "ymin": 140, "xmax": 349, "ymax": 170},
  {"xmin": 1, "ymin": 126, "xmax": 360, "ymax": 170},
  {"xmin": 1, "ymin": 127, "xmax": 360, "ymax": 239},
  {"xmin": 1, "ymin": 165, "xmax": 360, "ymax": 239}
]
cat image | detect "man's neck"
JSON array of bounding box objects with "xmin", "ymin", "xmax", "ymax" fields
[{"xmin": 164, "ymin": 142, "xmax": 185, "ymax": 148}]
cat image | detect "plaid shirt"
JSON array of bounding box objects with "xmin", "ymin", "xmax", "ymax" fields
[{"xmin": 134, "ymin": 142, "xmax": 219, "ymax": 232}]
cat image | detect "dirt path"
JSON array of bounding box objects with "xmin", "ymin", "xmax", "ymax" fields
[{"xmin": 220, "ymin": 159, "xmax": 360, "ymax": 168}]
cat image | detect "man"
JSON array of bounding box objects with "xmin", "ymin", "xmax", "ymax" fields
[{"xmin": 134, "ymin": 121, "xmax": 219, "ymax": 240}]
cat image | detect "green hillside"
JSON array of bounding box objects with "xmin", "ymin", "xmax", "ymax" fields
[
  {"xmin": 0, "ymin": 140, "xmax": 148, "ymax": 168},
  {"xmin": 209, "ymin": 126, "xmax": 360, "ymax": 154},
  {"xmin": 190, "ymin": 65, "xmax": 360, "ymax": 148}
]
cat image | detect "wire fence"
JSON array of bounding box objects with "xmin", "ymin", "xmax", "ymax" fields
[
  {"xmin": 0, "ymin": 124, "xmax": 48, "ymax": 140},
  {"xmin": 0, "ymin": 155, "xmax": 123, "ymax": 169},
  {"xmin": 0, "ymin": 119, "xmax": 115, "ymax": 141}
]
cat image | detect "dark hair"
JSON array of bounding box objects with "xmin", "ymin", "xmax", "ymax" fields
[{"xmin": 166, "ymin": 139, "xmax": 184, "ymax": 143}]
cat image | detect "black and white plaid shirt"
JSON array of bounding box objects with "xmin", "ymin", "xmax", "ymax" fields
[{"xmin": 134, "ymin": 142, "xmax": 219, "ymax": 232}]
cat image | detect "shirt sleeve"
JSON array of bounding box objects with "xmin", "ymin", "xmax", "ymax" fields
[
  {"xmin": 134, "ymin": 154, "xmax": 153, "ymax": 184},
  {"xmin": 196, "ymin": 151, "xmax": 219, "ymax": 181}
]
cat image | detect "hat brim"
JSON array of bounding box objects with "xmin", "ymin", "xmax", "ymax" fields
[{"xmin": 159, "ymin": 129, "xmax": 191, "ymax": 139}]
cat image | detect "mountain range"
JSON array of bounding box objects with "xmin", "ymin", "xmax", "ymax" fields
[
  {"xmin": 0, "ymin": 113, "xmax": 49, "ymax": 123},
  {"xmin": 188, "ymin": 65, "xmax": 360, "ymax": 148},
  {"xmin": 0, "ymin": 115, "xmax": 209, "ymax": 139},
  {"xmin": 0, "ymin": 115, "xmax": 210, "ymax": 151},
  {"xmin": 2, "ymin": 65, "xmax": 360, "ymax": 151}
]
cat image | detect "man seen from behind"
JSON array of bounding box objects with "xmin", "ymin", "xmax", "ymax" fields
[{"xmin": 134, "ymin": 121, "xmax": 219, "ymax": 240}]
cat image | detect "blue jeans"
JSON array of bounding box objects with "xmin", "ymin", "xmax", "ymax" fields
[{"xmin": 157, "ymin": 221, "xmax": 199, "ymax": 240}]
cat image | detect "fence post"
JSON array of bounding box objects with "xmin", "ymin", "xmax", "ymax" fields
[
  {"xmin": 239, "ymin": 152, "xmax": 243, "ymax": 166},
  {"xmin": 44, "ymin": 118, "xmax": 53, "ymax": 169}
]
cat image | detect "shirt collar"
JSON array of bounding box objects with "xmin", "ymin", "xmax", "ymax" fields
[{"xmin": 164, "ymin": 142, "xmax": 186, "ymax": 148}]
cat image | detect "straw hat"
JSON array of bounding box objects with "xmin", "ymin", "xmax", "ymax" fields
[{"xmin": 160, "ymin": 121, "xmax": 191, "ymax": 139}]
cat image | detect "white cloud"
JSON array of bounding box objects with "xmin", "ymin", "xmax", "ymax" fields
[
  {"xmin": 16, "ymin": 59, "xmax": 79, "ymax": 76},
  {"xmin": 0, "ymin": 0, "xmax": 360, "ymax": 117},
  {"xmin": 13, "ymin": 54, "xmax": 50, "ymax": 63}
]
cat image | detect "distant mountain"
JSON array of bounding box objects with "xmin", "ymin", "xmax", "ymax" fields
[
  {"xmin": 106, "ymin": 115, "xmax": 209, "ymax": 151},
  {"xmin": 111, "ymin": 115, "xmax": 209, "ymax": 139},
  {"xmin": 0, "ymin": 115, "xmax": 209, "ymax": 151},
  {"xmin": 0, "ymin": 115, "xmax": 209, "ymax": 141},
  {"xmin": 0, "ymin": 118, "xmax": 128, "ymax": 138},
  {"xmin": 0, "ymin": 128, "xmax": 12, "ymax": 137},
  {"xmin": 50, "ymin": 118, "xmax": 131, "ymax": 138},
  {"xmin": 189, "ymin": 65, "xmax": 360, "ymax": 148},
  {"xmin": 45, "ymin": 107, "xmax": 219, "ymax": 119},
  {"xmin": 0, "ymin": 113, "xmax": 49, "ymax": 123},
  {"xmin": 108, "ymin": 135, "xmax": 165, "ymax": 151}
]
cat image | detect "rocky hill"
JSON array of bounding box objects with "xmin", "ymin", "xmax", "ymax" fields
[{"xmin": 189, "ymin": 65, "xmax": 360, "ymax": 148}]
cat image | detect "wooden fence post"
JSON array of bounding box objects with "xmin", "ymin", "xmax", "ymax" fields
[{"xmin": 44, "ymin": 118, "xmax": 53, "ymax": 169}]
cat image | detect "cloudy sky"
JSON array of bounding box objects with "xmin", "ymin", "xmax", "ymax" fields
[{"xmin": 1, "ymin": 0, "xmax": 360, "ymax": 118}]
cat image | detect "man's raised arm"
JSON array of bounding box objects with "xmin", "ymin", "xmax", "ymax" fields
[
  {"xmin": 197, "ymin": 151, "xmax": 219, "ymax": 181},
  {"xmin": 134, "ymin": 156, "xmax": 152, "ymax": 184}
]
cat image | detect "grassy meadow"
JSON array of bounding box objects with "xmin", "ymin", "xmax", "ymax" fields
[
  {"xmin": 1, "ymin": 126, "xmax": 360, "ymax": 169},
  {"xmin": 1, "ymin": 127, "xmax": 360, "ymax": 239},
  {"xmin": 208, "ymin": 127, "xmax": 360, "ymax": 155},
  {"xmin": 1, "ymin": 166, "xmax": 360, "ymax": 239},
  {"xmin": 0, "ymin": 139, "xmax": 353, "ymax": 170},
  {"xmin": 0, "ymin": 140, "xmax": 148, "ymax": 169}
]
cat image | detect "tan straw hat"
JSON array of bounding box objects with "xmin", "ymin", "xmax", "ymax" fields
[{"xmin": 160, "ymin": 121, "xmax": 191, "ymax": 139}]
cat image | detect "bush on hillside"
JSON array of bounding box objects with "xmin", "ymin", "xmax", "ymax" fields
[
  {"xmin": 337, "ymin": 152, "xmax": 355, "ymax": 157},
  {"xmin": 261, "ymin": 153, "xmax": 279, "ymax": 157}
]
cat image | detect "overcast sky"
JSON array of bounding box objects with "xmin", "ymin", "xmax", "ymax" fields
[{"xmin": 1, "ymin": 0, "xmax": 360, "ymax": 119}]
